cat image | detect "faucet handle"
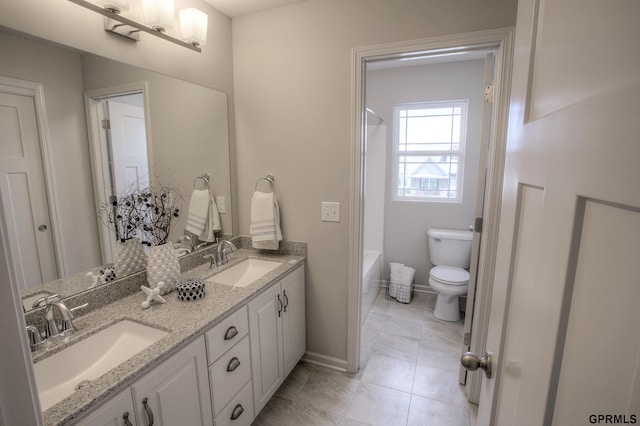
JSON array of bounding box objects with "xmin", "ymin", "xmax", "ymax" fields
[
  {"xmin": 26, "ymin": 325, "xmax": 45, "ymax": 352},
  {"xmin": 203, "ymin": 254, "xmax": 218, "ymax": 269}
]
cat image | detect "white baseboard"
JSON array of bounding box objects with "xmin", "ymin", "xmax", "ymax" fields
[{"xmin": 302, "ymin": 351, "xmax": 348, "ymax": 372}]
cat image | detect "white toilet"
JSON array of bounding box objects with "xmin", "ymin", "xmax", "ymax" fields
[{"xmin": 427, "ymin": 228, "xmax": 473, "ymax": 322}]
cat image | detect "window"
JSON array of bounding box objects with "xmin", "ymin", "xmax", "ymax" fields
[{"xmin": 393, "ymin": 100, "xmax": 467, "ymax": 202}]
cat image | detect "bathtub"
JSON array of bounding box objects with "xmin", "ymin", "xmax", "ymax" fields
[{"xmin": 361, "ymin": 249, "xmax": 383, "ymax": 324}]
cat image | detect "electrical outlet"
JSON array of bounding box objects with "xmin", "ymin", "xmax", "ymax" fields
[
  {"xmin": 215, "ymin": 196, "xmax": 226, "ymax": 214},
  {"xmin": 321, "ymin": 202, "xmax": 340, "ymax": 222}
]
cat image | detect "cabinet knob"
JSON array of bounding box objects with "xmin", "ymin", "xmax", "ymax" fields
[{"xmin": 230, "ymin": 404, "xmax": 244, "ymax": 420}]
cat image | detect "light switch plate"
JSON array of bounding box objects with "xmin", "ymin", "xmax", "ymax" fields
[
  {"xmin": 216, "ymin": 196, "xmax": 226, "ymax": 214},
  {"xmin": 321, "ymin": 202, "xmax": 340, "ymax": 222}
]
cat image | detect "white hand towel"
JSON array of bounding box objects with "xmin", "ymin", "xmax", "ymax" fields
[
  {"xmin": 253, "ymin": 200, "xmax": 282, "ymax": 250},
  {"xmin": 199, "ymin": 194, "xmax": 221, "ymax": 242},
  {"xmin": 250, "ymin": 191, "xmax": 282, "ymax": 250},
  {"xmin": 185, "ymin": 189, "xmax": 210, "ymax": 235}
]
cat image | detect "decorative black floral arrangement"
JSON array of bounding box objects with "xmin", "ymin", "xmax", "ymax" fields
[{"xmin": 100, "ymin": 179, "xmax": 183, "ymax": 246}]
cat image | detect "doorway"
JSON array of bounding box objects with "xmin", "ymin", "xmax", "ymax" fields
[
  {"xmin": 348, "ymin": 28, "xmax": 515, "ymax": 406},
  {"xmin": 85, "ymin": 85, "xmax": 151, "ymax": 265},
  {"xmin": 0, "ymin": 77, "xmax": 65, "ymax": 291}
]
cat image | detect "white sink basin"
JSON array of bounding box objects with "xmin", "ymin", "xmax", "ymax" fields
[
  {"xmin": 206, "ymin": 258, "xmax": 282, "ymax": 287},
  {"xmin": 34, "ymin": 320, "xmax": 168, "ymax": 411}
]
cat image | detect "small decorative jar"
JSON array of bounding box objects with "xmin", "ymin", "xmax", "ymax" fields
[{"xmin": 176, "ymin": 278, "xmax": 205, "ymax": 302}]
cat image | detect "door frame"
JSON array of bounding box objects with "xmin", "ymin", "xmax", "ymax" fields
[
  {"xmin": 84, "ymin": 82, "xmax": 152, "ymax": 264},
  {"xmin": 347, "ymin": 28, "xmax": 515, "ymax": 401},
  {"xmin": 0, "ymin": 75, "xmax": 67, "ymax": 280}
]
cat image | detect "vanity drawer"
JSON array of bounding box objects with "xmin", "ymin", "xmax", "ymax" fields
[
  {"xmin": 206, "ymin": 306, "xmax": 248, "ymax": 364},
  {"xmin": 209, "ymin": 335, "xmax": 251, "ymax": 416},
  {"xmin": 214, "ymin": 380, "xmax": 254, "ymax": 426}
]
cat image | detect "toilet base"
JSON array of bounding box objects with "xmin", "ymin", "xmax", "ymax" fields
[{"xmin": 433, "ymin": 294, "xmax": 461, "ymax": 322}]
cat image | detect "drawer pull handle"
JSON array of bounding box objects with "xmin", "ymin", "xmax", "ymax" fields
[
  {"xmin": 230, "ymin": 404, "xmax": 244, "ymax": 420},
  {"xmin": 283, "ymin": 290, "xmax": 289, "ymax": 313},
  {"xmin": 277, "ymin": 294, "xmax": 283, "ymax": 317},
  {"xmin": 142, "ymin": 397, "xmax": 154, "ymax": 425},
  {"xmin": 227, "ymin": 356, "xmax": 241, "ymax": 372},
  {"xmin": 123, "ymin": 411, "xmax": 132, "ymax": 426},
  {"xmin": 224, "ymin": 326, "xmax": 239, "ymax": 340}
]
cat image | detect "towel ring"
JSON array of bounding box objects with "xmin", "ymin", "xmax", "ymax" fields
[
  {"xmin": 255, "ymin": 174, "xmax": 276, "ymax": 198},
  {"xmin": 193, "ymin": 173, "xmax": 210, "ymax": 190}
]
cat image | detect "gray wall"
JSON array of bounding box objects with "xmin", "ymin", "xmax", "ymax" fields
[
  {"xmin": 232, "ymin": 0, "xmax": 517, "ymax": 365},
  {"xmin": 367, "ymin": 59, "xmax": 486, "ymax": 288}
]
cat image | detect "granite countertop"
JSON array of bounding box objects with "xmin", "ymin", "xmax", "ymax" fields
[{"xmin": 40, "ymin": 248, "xmax": 305, "ymax": 426}]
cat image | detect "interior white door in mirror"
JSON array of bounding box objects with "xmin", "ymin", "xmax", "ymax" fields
[
  {"xmin": 0, "ymin": 90, "xmax": 58, "ymax": 290},
  {"xmin": 106, "ymin": 99, "xmax": 149, "ymax": 196},
  {"xmin": 477, "ymin": 0, "xmax": 640, "ymax": 424}
]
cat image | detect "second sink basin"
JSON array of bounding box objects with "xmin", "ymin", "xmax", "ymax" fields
[
  {"xmin": 206, "ymin": 258, "xmax": 282, "ymax": 287},
  {"xmin": 34, "ymin": 320, "xmax": 168, "ymax": 411}
]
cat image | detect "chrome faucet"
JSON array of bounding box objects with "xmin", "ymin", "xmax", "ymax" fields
[
  {"xmin": 217, "ymin": 240, "xmax": 237, "ymax": 265},
  {"xmin": 203, "ymin": 239, "xmax": 237, "ymax": 269},
  {"xmin": 176, "ymin": 235, "xmax": 194, "ymax": 253},
  {"xmin": 44, "ymin": 300, "xmax": 87, "ymax": 338}
]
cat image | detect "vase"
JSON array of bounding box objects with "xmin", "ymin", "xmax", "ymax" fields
[
  {"xmin": 147, "ymin": 242, "xmax": 181, "ymax": 295},
  {"xmin": 114, "ymin": 237, "xmax": 147, "ymax": 278}
]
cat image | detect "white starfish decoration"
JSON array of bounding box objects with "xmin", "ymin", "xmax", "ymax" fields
[{"xmin": 141, "ymin": 281, "xmax": 166, "ymax": 309}]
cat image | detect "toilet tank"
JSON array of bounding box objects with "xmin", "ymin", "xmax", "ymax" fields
[{"xmin": 427, "ymin": 228, "xmax": 473, "ymax": 268}]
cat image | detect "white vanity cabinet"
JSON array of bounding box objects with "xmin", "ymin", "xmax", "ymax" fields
[
  {"xmin": 75, "ymin": 388, "xmax": 136, "ymax": 426},
  {"xmin": 204, "ymin": 306, "xmax": 255, "ymax": 426},
  {"xmin": 249, "ymin": 265, "xmax": 305, "ymax": 414},
  {"xmin": 75, "ymin": 336, "xmax": 211, "ymax": 426},
  {"xmin": 131, "ymin": 336, "xmax": 212, "ymax": 426}
]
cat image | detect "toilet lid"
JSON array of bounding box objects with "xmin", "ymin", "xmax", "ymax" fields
[{"xmin": 430, "ymin": 266, "xmax": 469, "ymax": 285}]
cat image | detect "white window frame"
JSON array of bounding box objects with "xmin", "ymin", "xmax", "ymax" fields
[{"xmin": 391, "ymin": 100, "xmax": 468, "ymax": 203}]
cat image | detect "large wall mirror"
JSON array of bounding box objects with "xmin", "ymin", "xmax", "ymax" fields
[{"xmin": 0, "ymin": 29, "xmax": 232, "ymax": 312}]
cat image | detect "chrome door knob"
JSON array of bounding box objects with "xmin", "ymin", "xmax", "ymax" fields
[{"xmin": 461, "ymin": 351, "xmax": 493, "ymax": 378}]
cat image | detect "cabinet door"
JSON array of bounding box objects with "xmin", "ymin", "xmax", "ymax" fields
[
  {"xmin": 131, "ymin": 336, "xmax": 212, "ymax": 426},
  {"xmin": 248, "ymin": 284, "xmax": 284, "ymax": 414},
  {"xmin": 281, "ymin": 265, "xmax": 306, "ymax": 377},
  {"xmin": 75, "ymin": 389, "xmax": 136, "ymax": 426}
]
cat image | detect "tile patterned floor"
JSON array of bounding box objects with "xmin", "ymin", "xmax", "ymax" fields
[{"xmin": 252, "ymin": 291, "xmax": 478, "ymax": 426}]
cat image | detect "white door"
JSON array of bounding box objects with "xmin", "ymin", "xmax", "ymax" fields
[
  {"xmin": 0, "ymin": 91, "xmax": 58, "ymax": 290},
  {"xmin": 476, "ymin": 0, "xmax": 640, "ymax": 424},
  {"xmin": 107, "ymin": 100, "xmax": 149, "ymax": 195}
]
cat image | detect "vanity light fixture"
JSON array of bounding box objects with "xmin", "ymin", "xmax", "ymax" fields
[
  {"xmin": 179, "ymin": 8, "xmax": 208, "ymax": 47},
  {"xmin": 141, "ymin": 0, "xmax": 174, "ymax": 32},
  {"xmin": 67, "ymin": 0, "xmax": 206, "ymax": 52}
]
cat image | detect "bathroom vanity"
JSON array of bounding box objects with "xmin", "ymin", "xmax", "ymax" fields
[{"xmin": 29, "ymin": 243, "xmax": 306, "ymax": 426}]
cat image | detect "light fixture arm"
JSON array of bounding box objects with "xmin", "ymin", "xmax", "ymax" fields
[{"xmin": 68, "ymin": 0, "xmax": 202, "ymax": 52}]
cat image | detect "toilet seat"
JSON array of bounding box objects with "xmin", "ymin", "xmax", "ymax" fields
[{"xmin": 429, "ymin": 266, "xmax": 469, "ymax": 286}]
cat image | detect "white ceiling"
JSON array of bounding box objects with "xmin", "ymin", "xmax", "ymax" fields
[{"xmin": 202, "ymin": 0, "xmax": 306, "ymax": 18}]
